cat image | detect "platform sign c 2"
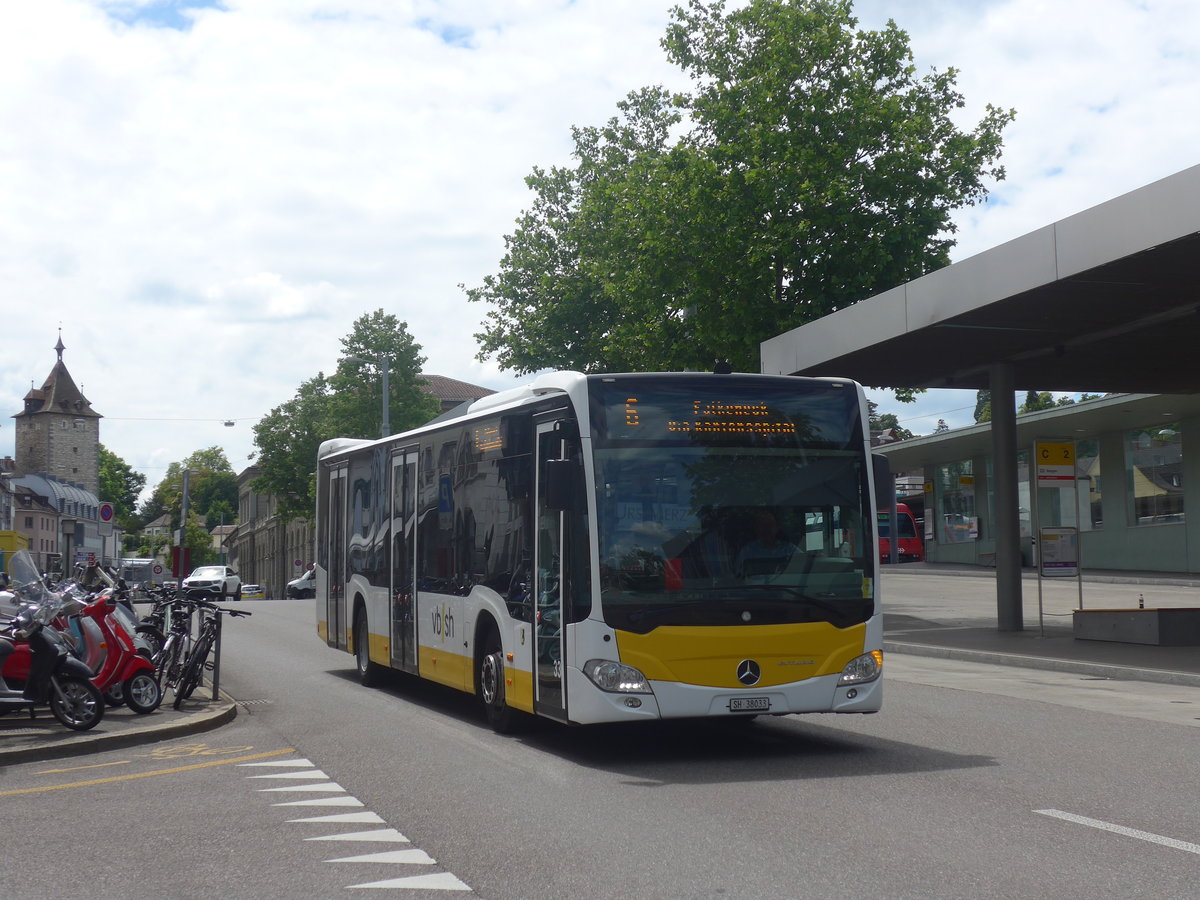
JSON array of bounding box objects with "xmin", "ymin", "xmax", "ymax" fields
[
  {"xmin": 1038, "ymin": 527, "xmax": 1079, "ymax": 578},
  {"xmin": 1036, "ymin": 441, "xmax": 1075, "ymax": 482}
]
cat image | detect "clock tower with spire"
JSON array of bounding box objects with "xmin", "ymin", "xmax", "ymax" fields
[{"xmin": 13, "ymin": 334, "xmax": 103, "ymax": 496}]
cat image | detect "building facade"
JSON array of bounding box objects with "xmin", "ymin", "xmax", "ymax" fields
[{"xmin": 877, "ymin": 393, "xmax": 1200, "ymax": 574}]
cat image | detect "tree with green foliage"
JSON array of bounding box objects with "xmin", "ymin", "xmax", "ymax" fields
[
  {"xmin": 98, "ymin": 445, "xmax": 145, "ymax": 531},
  {"xmin": 868, "ymin": 401, "xmax": 915, "ymax": 440},
  {"xmin": 1019, "ymin": 391, "xmax": 1075, "ymax": 414},
  {"xmin": 466, "ymin": 0, "xmax": 1013, "ymax": 377},
  {"xmin": 139, "ymin": 448, "xmax": 239, "ymax": 567},
  {"xmin": 974, "ymin": 390, "xmax": 991, "ymax": 423},
  {"xmin": 252, "ymin": 311, "xmax": 440, "ymax": 522}
]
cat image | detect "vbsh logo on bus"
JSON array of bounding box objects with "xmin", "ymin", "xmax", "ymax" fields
[{"xmin": 431, "ymin": 602, "xmax": 455, "ymax": 643}]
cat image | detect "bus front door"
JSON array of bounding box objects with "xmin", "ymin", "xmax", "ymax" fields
[
  {"xmin": 534, "ymin": 419, "xmax": 568, "ymax": 721},
  {"xmin": 389, "ymin": 448, "xmax": 418, "ymax": 673},
  {"xmin": 326, "ymin": 465, "xmax": 348, "ymax": 650}
]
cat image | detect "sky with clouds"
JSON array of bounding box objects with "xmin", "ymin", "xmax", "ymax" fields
[{"xmin": 3, "ymin": 0, "xmax": 1198, "ymax": 503}]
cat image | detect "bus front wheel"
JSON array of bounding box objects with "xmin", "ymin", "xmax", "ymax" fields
[
  {"xmin": 355, "ymin": 611, "xmax": 383, "ymax": 688},
  {"xmin": 477, "ymin": 642, "xmax": 516, "ymax": 734}
]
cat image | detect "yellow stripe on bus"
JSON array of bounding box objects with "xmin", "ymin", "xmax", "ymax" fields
[
  {"xmin": 615, "ymin": 622, "xmax": 867, "ymax": 688},
  {"xmin": 418, "ymin": 647, "xmax": 473, "ymax": 692},
  {"xmin": 507, "ymin": 666, "xmax": 534, "ymax": 713}
]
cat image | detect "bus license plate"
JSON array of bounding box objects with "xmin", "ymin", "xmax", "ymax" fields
[{"xmin": 729, "ymin": 697, "xmax": 770, "ymax": 713}]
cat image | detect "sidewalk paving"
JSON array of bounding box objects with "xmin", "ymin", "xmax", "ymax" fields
[
  {"xmin": 4, "ymin": 562, "xmax": 1197, "ymax": 765},
  {"xmin": 0, "ymin": 690, "xmax": 236, "ymax": 766},
  {"xmin": 881, "ymin": 561, "xmax": 1200, "ymax": 688}
]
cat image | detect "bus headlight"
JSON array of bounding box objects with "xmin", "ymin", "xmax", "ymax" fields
[
  {"xmin": 838, "ymin": 650, "xmax": 883, "ymax": 686},
  {"xmin": 583, "ymin": 659, "xmax": 653, "ymax": 694}
]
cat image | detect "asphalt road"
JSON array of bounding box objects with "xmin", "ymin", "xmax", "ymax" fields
[{"xmin": 2, "ymin": 597, "xmax": 1196, "ymax": 899}]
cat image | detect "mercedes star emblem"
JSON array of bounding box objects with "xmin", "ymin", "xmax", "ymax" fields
[{"xmin": 736, "ymin": 659, "xmax": 761, "ymax": 686}]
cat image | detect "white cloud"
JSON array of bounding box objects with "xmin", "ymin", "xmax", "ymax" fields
[{"xmin": 2, "ymin": 0, "xmax": 1198, "ymax": 493}]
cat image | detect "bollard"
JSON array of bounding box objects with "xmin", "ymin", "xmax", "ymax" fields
[{"xmin": 1138, "ymin": 593, "xmax": 1145, "ymax": 609}]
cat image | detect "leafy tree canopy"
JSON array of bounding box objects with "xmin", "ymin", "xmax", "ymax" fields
[
  {"xmin": 252, "ymin": 311, "xmax": 440, "ymax": 522},
  {"xmin": 1019, "ymin": 391, "xmax": 1075, "ymax": 414},
  {"xmin": 466, "ymin": 0, "xmax": 1014, "ymax": 380},
  {"xmin": 133, "ymin": 448, "xmax": 236, "ymax": 566},
  {"xmin": 868, "ymin": 401, "xmax": 915, "ymax": 440},
  {"xmin": 98, "ymin": 444, "xmax": 145, "ymax": 531}
]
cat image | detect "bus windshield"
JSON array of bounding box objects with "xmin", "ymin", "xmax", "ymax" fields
[{"xmin": 590, "ymin": 376, "xmax": 873, "ymax": 634}]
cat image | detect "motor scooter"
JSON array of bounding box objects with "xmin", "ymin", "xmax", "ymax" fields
[
  {"xmin": 66, "ymin": 585, "xmax": 162, "ymax": 714},
  {"xmin": 0, "ymin": 551, "xmax": 105, "ymax": 731}
]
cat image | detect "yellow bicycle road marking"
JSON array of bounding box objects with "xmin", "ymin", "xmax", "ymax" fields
[
  {"xmin": 35, "ymin": 760, "xmax": 133, "ymax": 775},
  {"xmin": 0, "ymin": 748, "xmax": 296, "ymax": 797}
]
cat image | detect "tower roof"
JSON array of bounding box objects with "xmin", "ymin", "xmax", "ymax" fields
[{"xmin": 14, "ymin": 336, "xmax": 101, "ymax": 420}]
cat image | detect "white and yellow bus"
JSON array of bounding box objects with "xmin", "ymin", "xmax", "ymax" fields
[{"xmin": 316, "ymin": 370, "xmax": 885, "ymax": 731}]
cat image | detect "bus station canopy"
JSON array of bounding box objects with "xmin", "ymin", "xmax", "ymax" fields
[{"xmin": 760, "ymin": 164, "xmax": 1200, "ymax": 396}]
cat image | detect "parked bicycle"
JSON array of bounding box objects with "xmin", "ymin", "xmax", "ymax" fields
[
  {"xmin": 172, "ymin": 598, "xmax": 250, "ymax": 709},
  {"xmin": 153, "ymin": 594, "xmax": 196, "ymax": 693}
]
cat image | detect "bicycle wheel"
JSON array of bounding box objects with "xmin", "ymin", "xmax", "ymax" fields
[
  {"xmin": 172, "ymin": 633, "xmax": 213, "ymax": 708},
  {"xmin": 157, "ymin": 633, "xmax": 186, "ymax": 690}
]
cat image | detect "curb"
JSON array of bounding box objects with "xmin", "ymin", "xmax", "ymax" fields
[
  {"xmin": 0, "ymin": 694, "xmax": 238, "ymax": 766},
  {"xmin": 885, "ymin": 639, "xmax": 1200, "ymax": 688},
  {"xmin": 882, "ymin": 564, "xmax": 1200, "ymax": 589}
]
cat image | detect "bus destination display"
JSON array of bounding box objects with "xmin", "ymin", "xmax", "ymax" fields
[{"xmin": 617, "ymin": 395, "xmax": 799, "ymax": 439}]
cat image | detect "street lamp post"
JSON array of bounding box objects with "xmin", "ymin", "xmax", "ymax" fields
[
  {"xmin": 177, "ymin": 468, "xmax": 199, "ymax": 579},
  {"xmin": 344, "ymin": 354, "xmax": 391, "ymax": 438}
]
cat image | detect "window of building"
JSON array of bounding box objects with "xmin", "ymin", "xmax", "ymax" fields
[
  {"xmin": 937, "ymin": 460, "xmax": 975, "ymax": 543},
  {"xmin": 1076, "ymin": 439, "xmax": 1101, "ymax": 530},
  {"xmin": 1126, "ymin": 424, "xmax": 1183, "ymax": 525},
  {"xmin": 25, "ymin": 515, "xmax": 34, "ymax": 528}
]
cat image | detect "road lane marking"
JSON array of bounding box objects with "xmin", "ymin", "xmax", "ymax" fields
[
  {"xmin": 327, "ymin": 849, "xmax": 436, "ymax": 865},
  {"xmin": 35, "ymin": 760, "xmax": 132, "ymax": 775},
  {"xmin": 141, "ymin": 742, "xmax": 256, "ymax": 758},
  {"xmin": 287, "ymin": 812, "xmax": 386, "ymax": 824},
  {"xmin": 305, "ymin": 828, "xmax": 411, "ymax": 842},
  {"xmin": 347, "ymin": 873, "xmax": 471, "ymax": 891},
  {"xmin": 258, "ymin": 781, "xmax": 347, "ymax": 792},
  {"xmin": 1035, "ymin": 809, "xmax": 1200, "ymax": 855},
  {"xmin": 248, "ymin": 756, "xmax": 477, "ymax": 894},
  {"xmin": 0, "ymin": 748, "xmax": 296, "ymax": 797},
  {"xmin": 272, "ymin": 796, "xmax": 365, "ymax": 807}
]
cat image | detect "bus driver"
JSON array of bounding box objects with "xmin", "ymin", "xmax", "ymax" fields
[{"xmin": 736, "ymin": 511, "xmax": 800, "ymax": 580}]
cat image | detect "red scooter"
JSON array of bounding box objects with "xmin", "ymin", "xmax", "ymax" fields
[
  {"xmin": 0, "ymin": 551, "xmax": 105, "ymax": 731},
  {"xmin": 67, "ymin": 586, "xmax": 162, "ymax": 714}
]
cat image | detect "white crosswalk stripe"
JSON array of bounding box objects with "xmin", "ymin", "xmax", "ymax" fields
[
  {"xmin": 272, "ymin": 796, "xmax": 365, "ymax": 807},
  {"xmin": 326, "ymin": 849, "xmax": 436, "ymax": 865},
  {"xmin": 306, "ymin": 829, "xmax": 411, "ymax": 843},
  {"xmin": 287, "ymin": 812, "xmax": 386, "ymax": 824},
  {"xmin": 243, "ymin": 756, "xmax": 476, "ymax": 893},
  {"xmin": 347, "ymin": 873, "xmax": 471, "ymax": 891}
]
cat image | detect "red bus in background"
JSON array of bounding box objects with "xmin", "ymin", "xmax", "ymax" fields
[{"xmin": 878, "ymin": 503, "xmax": 924, "ymax": 563}]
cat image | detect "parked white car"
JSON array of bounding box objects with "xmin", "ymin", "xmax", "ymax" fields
[
  {"xmin": 182, "ymin": 565, "xmax": 242, "ymax": 601},
  {"xmin": 286, "ymin": 568, "xmax": 316, "ymax": 599}
]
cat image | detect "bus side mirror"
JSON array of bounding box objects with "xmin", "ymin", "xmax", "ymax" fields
[{"xmin": 544, "ymin": 459, "xmax": 581, "ymax": 512}]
